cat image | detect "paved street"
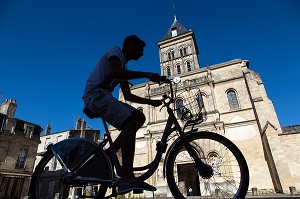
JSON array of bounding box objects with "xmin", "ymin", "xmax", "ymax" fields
[
  {"xmin": 133, "ymin": 195, "xmax": 300, "ymax": 199},
  {"xmin": 246, "ymin": 194, "xmax": 300, "ymax": 198}
]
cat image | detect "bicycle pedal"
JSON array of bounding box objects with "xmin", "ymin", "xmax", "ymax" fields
[
  {"xmin": 133, "ymin": 189, "xmax": 144, "ymax": 194},
  {"xmin": 106, "ymin": 186, "xmax": 118, "ymax": 197}
]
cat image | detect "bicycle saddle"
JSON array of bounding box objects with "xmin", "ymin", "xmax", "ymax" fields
[{"xmin": 83, "ymin": 107, "xmax": 101, "ymax": 119}]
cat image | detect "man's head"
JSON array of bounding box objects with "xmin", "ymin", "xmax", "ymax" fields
[{"xmin": 123, "ymin": 35, "xmax": 146, "ymax": 60}]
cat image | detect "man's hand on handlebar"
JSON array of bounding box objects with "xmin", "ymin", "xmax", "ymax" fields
[
  {"xmin": 146, "ymin": 72, "xmax": 171, "ymax": 85},
  {"xmin": 147, "ymin": 72, "xmax": 161, "ymax": 83},
  {"xmin": 146, "ymin": 75, "xmax": 171, "ymax": 108},
  {"xmin": 159, "ymin": 76, "xmax": 171, "ymax": 84},
  {"xmin": 149, "ymin": 99, "xmax": 163, "ymax": 107}
]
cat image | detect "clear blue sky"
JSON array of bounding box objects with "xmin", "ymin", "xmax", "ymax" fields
[{"xmin": 1, "ymin": 0, "xmax": 299, "ymax": 135}]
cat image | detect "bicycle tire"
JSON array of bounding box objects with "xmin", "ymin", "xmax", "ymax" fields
[
  {"xmin": 165, "ymin": 131, "xmax": 249, "ymax": 199},
  {"xmin": 30, "ymin": 142, "xmax": 112, "ymax": 199}
]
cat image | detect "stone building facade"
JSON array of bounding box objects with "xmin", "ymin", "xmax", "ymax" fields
[
  {"xmin": 0, "ymin": 99, "xmax": 42, "ymax": 199},
  {"xmin": 109, "ymin": 17, "xmax": 300, "ymax": 197}
]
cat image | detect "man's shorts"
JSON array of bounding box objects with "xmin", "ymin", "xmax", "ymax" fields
[{"xmin": 84, "ymin": 89, "xmax": 136, "ymax": 130}]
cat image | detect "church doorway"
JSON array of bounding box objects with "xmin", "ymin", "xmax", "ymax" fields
[{"xmin": 177, "ymin": 163, "xmax": 200, "ymax": 196}]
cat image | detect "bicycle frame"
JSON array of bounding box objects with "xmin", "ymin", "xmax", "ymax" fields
[
  {"xmin": 101, "ymin": 98, "xmax": 181, "ymax": 182},
  {"xmin": 101, "ymin": 78, "xmax": 206, "ymax": 183}
]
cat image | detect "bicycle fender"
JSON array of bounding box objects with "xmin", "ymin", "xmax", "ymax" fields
[
  {"xmin": 42, "ymin": 137, "xmax": 113, "ymax": 183},
  {"xmin": 50, "ymin": 138, "xmax": 99, "ymax": 170}
]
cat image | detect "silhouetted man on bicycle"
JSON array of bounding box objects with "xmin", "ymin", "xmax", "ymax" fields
[{"xmin": 82, "ymin": 35, "xmax": 161, "ymax": 194}]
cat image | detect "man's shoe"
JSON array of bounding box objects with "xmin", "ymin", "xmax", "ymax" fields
[
  {"xmin": 133, "ymin": 189, "xmax": 144, "ymax": 194},
  {"xmin": 118, "ymin": 180, "xmax": 156, "ymax": 195}
]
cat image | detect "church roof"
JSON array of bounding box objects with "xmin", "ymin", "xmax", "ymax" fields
[{"xmin": 162, "ymin": 17, "xmax": 191, "ymax": 40}]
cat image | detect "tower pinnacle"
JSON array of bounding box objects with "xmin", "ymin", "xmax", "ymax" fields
[{"xmin": 173, "ymin": 4, "xmax": 177, "ymax": 21}]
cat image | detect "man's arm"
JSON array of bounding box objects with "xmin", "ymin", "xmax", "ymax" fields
[
  {"xmin": 110, "ymin": 56, "xmax": 160, "ymax": 83},
  {"xmin": 120, "ymin": 81, "xmax": 162, "ymax": 107}
]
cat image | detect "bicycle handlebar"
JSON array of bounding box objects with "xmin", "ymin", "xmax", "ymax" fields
[
  {"xmin": 159, "ymin": 76, "xmax": 174, "ymax": 104},
  {"xmin": 159, "ymin": 76, "xmax": 172, "ymax": 84}
]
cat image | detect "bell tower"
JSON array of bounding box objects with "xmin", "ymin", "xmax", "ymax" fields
[{"xmin": 157, "ymin": 16, "xmax": 200, "ymax": 78}]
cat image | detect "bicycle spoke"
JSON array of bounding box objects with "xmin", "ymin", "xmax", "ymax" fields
[
  {"xmin": 166, "ymin": 131, "xmax": 249, "ymax": 199},
  {"xmin": 30, "ymin": 139, "xmax": 112, "ymax": 199}
]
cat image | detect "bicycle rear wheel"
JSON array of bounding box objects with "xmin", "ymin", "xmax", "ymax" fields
[
  {"xmin": 166, "ymin": 131, "xmax": 249, "ymax": 199},
  {"xmin": 30, "ymin": 139, "xmax": 112, "ymax": 199}
]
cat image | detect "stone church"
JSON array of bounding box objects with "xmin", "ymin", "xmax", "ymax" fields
[{"xmin": 109, "ymin": 16, "xmax": 300, "ymax": 197}]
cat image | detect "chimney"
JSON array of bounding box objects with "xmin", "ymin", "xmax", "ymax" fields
[
  {"xmin": 80, "ymin": 119, "xmax": 86, "ymax": 138},
  {"xmin": 82, "ymin": 120, "xmax": 86, "ymax": 129},
  {"xmin": 76, "ymin": 117, "xmax": 82, "ymax": 130},
  {"xmin": 0, "ymin": 99, "xmax": 17, "ymax": 118},
  {"xmin": 45, "ymin": 122, "xmax": 51, "ymax": 135}
]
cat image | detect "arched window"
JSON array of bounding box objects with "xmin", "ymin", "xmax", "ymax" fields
[
  {"xmin": 168, "ymin": 52, "xmax": 171, "ymax": 60},
  {"xmin": 176, "ymin": 64, "xmax": 181, "ymax": 74},
  {"xmin": 187, "ymin": 61, "xmax": 192, "ymax": 72},
  {"xmin": 171, "ymin": 51, "xmax": 175, "ymax": 59},
  {"xmin": 165, "ymin": 66, "xmax": 171, "ymax": 76},
  {"xmin": 227, "ymin": 90, "xmax": 239, "ymax": 109},
  {"xmin": 207, "ymin": 151, "xmax": 221, "ymax": 176},
  {"xmin": 196, "ymin": 93, "xmax": 204, "ymax": 109},
  {"xmin": 175, "ymin": 99, "xmax": 184, "ymax": 118},
  {"xmin": 180, "ymin": 47, "xmax": 187, "ymax": 57}
]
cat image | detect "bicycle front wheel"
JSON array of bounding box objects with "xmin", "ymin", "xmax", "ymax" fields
[
  {"xmin": 30, "ymin": 140, "xmax": 112, "ymax": 199},
  {"xmin": 166, "ymin": 131, "xmax": 249, "ymax": 199}
]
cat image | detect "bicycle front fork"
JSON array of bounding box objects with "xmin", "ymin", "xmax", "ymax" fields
[{"xmin": 183, "ymin": 134, "xmax": 214, "ymax": 179}]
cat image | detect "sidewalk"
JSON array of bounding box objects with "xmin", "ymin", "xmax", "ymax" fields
[
  {"xmin": 246, "ymin": 194, "xmax": 300, "ymax": 198},
  {"xmin": 133, "ymin": 194, "xmax": 300, "ymax": 199}
]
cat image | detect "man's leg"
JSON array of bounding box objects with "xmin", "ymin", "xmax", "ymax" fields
[
  {"xmin": 117, "ymin": 112, "xmax": 156, "ymax": 194},
  {"xmin": 120, "ymin": 116, "xmax": 139, "ymax": 182},
  {"xmin": 111, "ymin": 110, "xmax": 145, "ymax": 152}
]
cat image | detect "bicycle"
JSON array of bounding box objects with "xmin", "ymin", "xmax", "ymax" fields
[{"xmin": 29, "ymin": 76, "xmax": 249, "ymax": 199}]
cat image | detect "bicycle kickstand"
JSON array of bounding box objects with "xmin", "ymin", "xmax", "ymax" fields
[{"xmin": 104, "ymin": 177, "xmax": 122, "ymax": 198}]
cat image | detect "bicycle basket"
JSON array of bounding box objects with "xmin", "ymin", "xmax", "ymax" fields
[{"xmin": 175, "ymin": 88, "xmax": 207, "ymax": 124}]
